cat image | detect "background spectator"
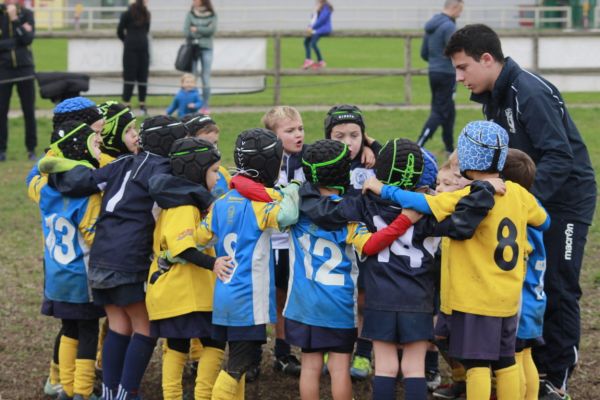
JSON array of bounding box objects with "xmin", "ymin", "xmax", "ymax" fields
[
  {"xmin": 184, "ymin": 0, "xmax": 216, "ymax": 114},
  {"xmin": 302, "ymin": 0, "xmax": 333, "ymax": 70},
  {"xmin": 0, "ymin": 0, "xmax": 36, "ymax": 161},
  {"xmin": 118, "ymin": 0, "xmax": 151, "ymax": 116},
  {"xmin": 417, "ymin": 0, "xmax": 464, "ymax": 154}
]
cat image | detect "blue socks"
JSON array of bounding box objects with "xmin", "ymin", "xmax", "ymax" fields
[
  {"xmin": 274, "ymin": 338, "xmax": 291, "ymax": 358},
  {"xmin": 119, "ymin": 333, "xmax": 157, "ymax": 397},
  {"xmin": 102, "ymin": 329, "xmax": 131, "ymax": 397},
  {"xmin": 372, "ymin": 375, "xmax": 396, "ymax": 400},
  {"xmin": 403, "ymin": 377, "xmax": 427, "ymax": 400},
  {"xmin": 425, "ymin": 350, "xmax": 439, "ymax": 372},
  {"xmin": 355, "ymin": 337, "xmax": 373, "ymax": 359}
]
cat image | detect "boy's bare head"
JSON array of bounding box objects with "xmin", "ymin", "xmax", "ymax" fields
[
  {"xmin": 181, "ymin": 73, "xmax": 197, "ymax": 90},
  {"xmin": 261, "ymin": 106, "xmax": 304, "ymax": 154},
  {"xmin": 436, "ymin": 157, "xmax": 471, "ymax": 193},
  {"xmin": 502, "ymin": 148, "xmax": 536, "ymax": 190}
]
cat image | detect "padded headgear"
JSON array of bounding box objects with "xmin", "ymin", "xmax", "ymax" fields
[
  {"xmin": 324, "ymin": 104, "xmax": 366, "ymax": 139},
  {"xmin": 139, "ymin": 115, "xmax": 188, "ymax": 157},
  {"xmin": 416, "ymin": 148, "xmax": 438, "ymax": 189},
  {"xmin": 170, "ymin": 137, "xmax": 221, "ymax": 187},
  {"xmin": 52, "ymin": 97, "xmax": 103, "ymax": 131},
  {"xmin": 50, "ymin": 120, "xmax": 99, "ymax": 168},
  {"xmin": 457, "ymin": 121, "xmax": 509, "ymax": 177},
  {"xmin": 234, "ymin": 128, "xmax": 283, "ymax": 188},
  {"xmin": 98, "ymin": 101, "xmax": 136, "ymax": 157},
  {"xmin": 302, "ymin": 139, "xmax": 351, "ymax": 194},
  {"xmin": 181, "ymin": 112, "xmax": 217, "ymax": 135},
  {"xmin": 376, "ymin": 138, "xmax": 424, "ymax": 189}
]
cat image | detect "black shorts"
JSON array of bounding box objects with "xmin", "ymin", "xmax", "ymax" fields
[
  {"xmin": 362, "ymin": 309, "xmax": 433, "ymax": 344},
  {"xmin": 284, "ymin": 318, "xmax": 356, "ymax": 354},
  {"xmin": 448, "ymin": 311, "xmax": 518, "ymax": 361},
  {"xmin": 274, "ymin": 249, "xmax": 290, "ymax": 290},
  {"xmin": 211, "ymin": 324, "xmax": 267, "ymax": 343},
  {"xmin": 92, "ymin": 282, "xmax": 146, "ymax": 306},
  {"xmin": 150, "ymin": 311, "xmax": 213, "ymax": 339}
]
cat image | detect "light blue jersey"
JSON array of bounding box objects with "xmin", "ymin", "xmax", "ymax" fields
[
  {"xmin": 518, "ymin": 227, "xmax": 547, "ymax": 340},
  {"xmin": 211, "ymin": 167, "xmax": 231, "ymax": 198},
  {"xmin": 198, "ymin": 188, "xmax": 283, "ymax": 326},
  {"xmin": 27, "ymin": 165, "xmax": 100, "ymax": 304},
  {"xmin": 284, "ymin": 205, "xmax": 371, "ymax": 329}
]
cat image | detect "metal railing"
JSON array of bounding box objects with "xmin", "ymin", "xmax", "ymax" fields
[
  {"xmin": 38, "ymin": 30, "xmax": 600, "ymax": 106},
  {"xmin": 32, "ymin": 5, "xmax": 574, "ymax": 32}
]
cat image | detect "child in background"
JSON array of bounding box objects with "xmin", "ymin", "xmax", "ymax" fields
[
  {"xmin": 182, "ymin": 112, "xmax": 231, "ymax": 198},
  {"xmin": 167, "ymin": 73, "xmax": 204, "ymax": 118},
  {"xmin": 261, "ymin": 106, "xmax": 306, "ymax": 378},
  {"xmin": 502, "ymin": 148, "xmax": 547, "ymax": 400},
  {"xmin": 285, "ymin": 139, "xmax": 420, "ymax": 400},
  {"xmin": 98, "ymin": 101, "xmax": 139, "ymax": 165},
  {"xmin": 302, "ymin": 0, "xmax": 333, "ymax": 70},
  {"xmin": 27, "ymin": 121, "xmax": 106, "ymax": 400},
  {"xmin": 146, "ymin": 137, "xmax": 234, "ymax": 400},
  {"xmin": 363, "ymin": 121, "xmax": 550, "ymax": 400},
  {"xmin": 196, "ymin": 128, "xmax": 300, "ymax": 399}
]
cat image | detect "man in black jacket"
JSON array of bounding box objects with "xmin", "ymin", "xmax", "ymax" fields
[
  {"xmin": 0, "ymin": 0, "xmax": 36, "ymax": 161},
  {"xmin": 444, "ymin": 24, "xmax": 597, "ymax": 400}
]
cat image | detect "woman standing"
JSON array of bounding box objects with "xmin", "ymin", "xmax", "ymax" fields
[
  {"xmin": 302, "ymin": 0, "xmax": 333, "ymax": 70},
  {"xmin": 184, "ymin": 0, "xmax": 217, "ymax": 113},
  {"xmin": 118, "ymin": 0, "xmax": 151, "ymax": 116}
]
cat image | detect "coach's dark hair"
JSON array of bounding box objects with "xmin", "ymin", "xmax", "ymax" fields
[{"xmin": 444, "ymin": 24, "xmax": 504, "ymax": 62}]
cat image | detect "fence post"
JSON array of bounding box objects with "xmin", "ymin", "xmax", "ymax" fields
[
  {"xmin": 273, "ymin": 33, "xmax": 281, "ymax": 106},
  {"xmin": 404, "ymin": 35, "xmax": 412, "ymax": 105},
  {"xmin": 532, "ymin": 32, "xmax": 539, "ymax": 73}
]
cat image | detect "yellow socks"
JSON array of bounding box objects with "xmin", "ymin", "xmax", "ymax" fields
[
  {"xmin": 211, "ymin": 370, "xmax": 241, "ymax": 400},
  {"xmin": 195, "ymin": 346, "xmax": 225, "ymax": 400},
  {"xmin": 49, "ymin": 360, "xmax": 61, "ymax": 385},
  {"xmin": 96, "ymin": 319, "xmax": 108, "ymax": 370},
  {"xmin": 515, "ymin": 351, "xmax": 526, "ymax": 399},
  {"xmin": 74, "ymin": 359, "xmax": 96, "ymax": 398},
  {"xmin": 466, "ymin": 367, "xmax": 491, "ymax": 400},
  {"xmin": 522, "ymin": 348, "xmax": 539, "ymax": 400},
  {"xmin": 190, "ymin": 338, "xmax": 204, "ymax": 362},
  {"xmin": 162, "ymin": 347, "xmax": 187, "ymax": 400},
  {"xmin": 235, "ymin": 374, "xmax": 245, "ymax": 400},
  {"xmin": 58, "ymin": 336, "xmax": 79, "ymax": 397},
  {"xmin": 495, "ymin": 364, "xmax": 520, "ymax": 400}
]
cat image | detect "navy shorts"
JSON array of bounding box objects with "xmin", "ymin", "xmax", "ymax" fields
[
  {"xmin": 211, "ymin": 324, "xmax": 267, "ymax": 343},
  {"xmin": 515, "ymin": 337, "xmax": 545, "ymax": 352},
  {"xmin": 284, "ymin": 318, "xmax": 356, "ymax": 353},
  {"xmin": 274, "ymin": 249, "xmax": 290, "ymax": 290},
  {"xmin": 362, "ymin": 309, "xmax": 433, "ymax": 344},
  {"xmin": 41, "ymin": 298, "xmax": 105, "ymax": 320},
  {"xmin": 150, "ymin": 311, "xmax": 213, "ymax": 339},
  {"xmin": 434, "ymin": 311, "xmax": 451, "ymax": 339},
  {"xmin": 448, "ymin": 311, "xmax": 518, "ymax": 361},
  {"xmin": 92, "ymin": 282, "xmax": 146, "ymax": 306}
]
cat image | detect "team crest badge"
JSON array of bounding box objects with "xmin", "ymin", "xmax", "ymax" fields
[{"xmin": 505, "ymin": 108, "xmax": 516, "ymax": 133}]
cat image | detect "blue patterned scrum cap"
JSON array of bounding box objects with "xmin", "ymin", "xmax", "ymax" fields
[
  {"xmin": 53, "ymin": 96, "xmax": 97, "ymax": 114},
  {"xmin": 52, "ymin": 97, "xmax": 103, "ymax": 131},
  {"xmin": 457, "ymin": 121, "xmax": 509, "ymax": 175}
]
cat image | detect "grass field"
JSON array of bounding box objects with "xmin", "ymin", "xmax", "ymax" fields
[{"xmin": 1, "ymin": 34, "xmax": 599, "ymax": 399}]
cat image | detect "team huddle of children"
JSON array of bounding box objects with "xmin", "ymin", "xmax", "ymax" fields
[{"xmin": 27, "ymin": 96, "xmax": 549, "ymax": 400}]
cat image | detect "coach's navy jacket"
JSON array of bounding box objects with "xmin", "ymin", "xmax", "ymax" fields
[{"xmin": 471, "ymin": 57, "xmax": 596, "ymax": 225}]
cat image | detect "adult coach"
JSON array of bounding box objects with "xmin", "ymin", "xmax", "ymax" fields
[
  {"xmin": 0, "ymin": 0, "xmax": 36, "ymax": 161},
  {"xmin": 444, "ymin": 24, "xmax": 597, "ymax": 399},
  {"xmin": 416, "ymin": 0, "xmax": 463, "ymax": 154}
]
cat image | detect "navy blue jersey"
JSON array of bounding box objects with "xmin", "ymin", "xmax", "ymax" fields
[{"xmin": 49, "ymin": 152, "xmax": 171, "ymax": 273}]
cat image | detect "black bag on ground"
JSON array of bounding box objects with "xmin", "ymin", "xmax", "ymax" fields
[{"xmin": 175, "ymin": 42, "xmax": 194, "ymax": 72}]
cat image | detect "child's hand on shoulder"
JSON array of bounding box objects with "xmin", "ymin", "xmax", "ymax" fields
[
  {"xmin": 188, "ymin": 103, "xmax": 196, "ymax": 109},
  {"xmin": 361, "ymin": 146, "xmax": 376, "ymax": 168},
  {"xmin": 214, "ymin": 256, "xmax": 235, "ymax": 282},
  {"xmin": 401, "ymin": 208, "xmax": 423, "ymax": 223},
  {"xmin": 481, "ymin": 178, "xmax": 506, "ymax": 195},
  {"xmin": 362, "ymin": 177, "xmax": 384, "ymax": 195}
]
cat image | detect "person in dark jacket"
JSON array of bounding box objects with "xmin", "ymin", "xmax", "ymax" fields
[
  {"xmin": 445, "ymin": 24, "xmax": 597, "ymax": 400},
  {"xmin": 117, "ymin": 0, "xmax": 151, "ymax": 116},
  {"xmin": 0, "ymin": 0, "xmax": 36, "ymax": 161},
  {"xmin": 416, "ymin": 0, "xmax": 463, "ymax": 154}
]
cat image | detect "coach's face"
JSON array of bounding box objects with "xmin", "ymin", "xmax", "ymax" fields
[{"xmin": 451, "ymin": 50, "xmax": 496, "ymax": 94}]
